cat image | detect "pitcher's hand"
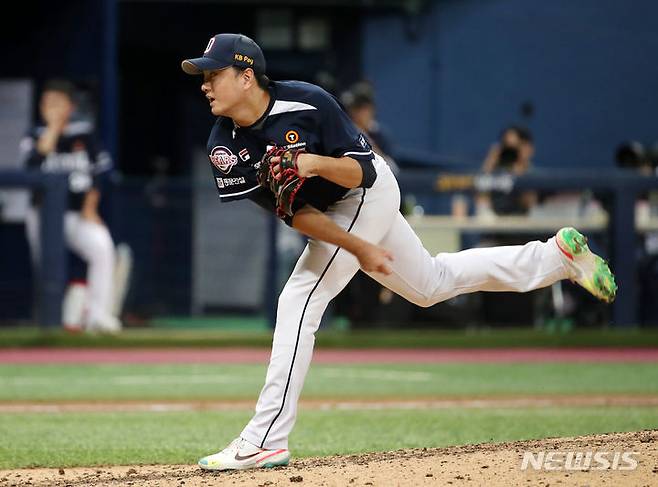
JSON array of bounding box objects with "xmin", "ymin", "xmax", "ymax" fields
[{"xmin": 354, "ymin": 242, "xmax": 394, "ymax": 275}]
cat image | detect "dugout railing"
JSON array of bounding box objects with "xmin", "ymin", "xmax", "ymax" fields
[
  {"xmin": 0, "ymin": 170, "xmax": 68, "ymax": 327},
  {"xmin": 2, "ymin": 169, "xmax": 657, "ymax": 328}
]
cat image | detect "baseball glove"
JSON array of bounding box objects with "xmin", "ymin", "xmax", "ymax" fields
[{"xmin": 257, "ymin": 146, "xmax": 307, "ymax": 218}]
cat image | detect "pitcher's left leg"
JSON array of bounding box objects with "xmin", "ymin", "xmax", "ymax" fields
[{"xmin": 240, "ymin": 238, "xmax": 361, "ymax": 450}]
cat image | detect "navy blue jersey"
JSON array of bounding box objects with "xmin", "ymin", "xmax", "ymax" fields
[
  {"xmin": 206, "ymin": 80, "xmax": 376, "ymax": 222},
  {"xmin": 21, "ymin": 120, "xmax": 113, "ymax": 211}
]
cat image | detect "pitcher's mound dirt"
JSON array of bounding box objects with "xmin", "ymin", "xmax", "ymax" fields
[{"xmin": 1, "ymin": 430, "xmax": 656, "ymax": 487}]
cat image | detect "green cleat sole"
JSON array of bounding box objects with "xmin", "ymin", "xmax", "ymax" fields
[{"xmin": 557, "ymin": 227, "xmax": 618, "ymax": 303}]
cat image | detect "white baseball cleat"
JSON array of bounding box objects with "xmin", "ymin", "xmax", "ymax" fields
[
  {"xmin": 87, "ymin": 313, "xmax": 122, "ymax": 334},
  {"xmin": 198, "ymin": 437, "xmax": 290, "ymax": 471}
]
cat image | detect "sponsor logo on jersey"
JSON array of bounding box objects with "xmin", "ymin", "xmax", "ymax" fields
[
  {"xmin": 216, "ymin": 176, "xmax": 246, "ymax": 189},
  {"xmin": 283, "ymin": 141, "xmax": 306, "ymax": 150},
  {"xmin": 209, "ymin": 146, "xmax": 238, "ymax": 173},
  {"xmin": 40, "ymin": 151, "xmax": 93, "ymax": 194},
  {"xmin": 359, "ymin": 134, "xmax": 368, "ymax": 149},
  {"xmin": 285, "ymin": 130, "xmax": 299, "ymax": 144},
  {"xmin": 41, "ymin": 151, "xmax": 91, "ymax": 173},
  {"xmin": 239, "ymin": 148, "xmax": 250, "ymax": 161}
]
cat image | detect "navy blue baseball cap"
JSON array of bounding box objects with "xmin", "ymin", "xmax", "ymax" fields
[{"xmin": 181, "ymin": 33, "xmax": 266, "ymax": 75}]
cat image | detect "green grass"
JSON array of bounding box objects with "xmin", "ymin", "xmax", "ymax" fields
[
  {"xmin": 3, "ymin": 326, "xmax": 658, "ymax": 348},
  {"xmin": 1, "ymin": 363, "xmax": 658, "ymax": 402},
  {"xmin": 1, "ymin": 407, "xmax": 657, "ymax": 469},
  {"xmin": 154, "ymin": 315, "xmax": 270, "ymax": 331},
  {"xmin": 2, "ymin": 361, "xmax": 657, "ymax": 469}
]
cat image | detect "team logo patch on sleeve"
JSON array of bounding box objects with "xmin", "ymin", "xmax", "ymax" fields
[{"xmin": 209, "ymin": 146, "xmax": 238, "ymax": 173}]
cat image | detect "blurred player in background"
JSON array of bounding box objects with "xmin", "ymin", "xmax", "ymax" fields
[
  {"xmin": 337, "ymin": 81, "xmax": 402, "ymax": 326},
  {"xmin": 341, "ymin": 81, "xmax": 399, "ymax": 175},
  {"xmin": 20, "ymin": 79, "xmax": 122, "ymax": 334}
]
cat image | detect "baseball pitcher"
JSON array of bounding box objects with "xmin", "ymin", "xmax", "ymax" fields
[{"xmin": 182, "ymin": 34, "xmax": 617, "ymax": 471}]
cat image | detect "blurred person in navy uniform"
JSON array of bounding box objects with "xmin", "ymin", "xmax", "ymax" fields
[
  {"xmin": 341, "ymin": 81, "xmax": 400, "ymax": 175},
  {"xmin": 20, "ymin": 79, "xmax": 121, "ymax": 333},
  {"xmin": 334, "ymin": 81, "xmax": 410, "ymax": 327}
]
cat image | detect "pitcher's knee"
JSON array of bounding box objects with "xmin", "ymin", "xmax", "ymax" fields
[
  {"xmin": 413, "ymin": 263, "xmax": 452, "ymax": 308},
  {"xmin": 516, "ymin": 282, "xmax": 536, "ymax": 293},
  {"xmin": 410, "ymin": 294, "xmax": 438, "ymax": 308}
]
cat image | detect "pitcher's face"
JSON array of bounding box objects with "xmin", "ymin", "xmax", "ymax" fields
[{"xmin": 201, "ymin": 67, "xmax": 246, "ymax": 117}]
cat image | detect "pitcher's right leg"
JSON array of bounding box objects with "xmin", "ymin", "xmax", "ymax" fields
[{"xmin": 366, "ymin": 213, "xmax": 614, "ymax": 307}]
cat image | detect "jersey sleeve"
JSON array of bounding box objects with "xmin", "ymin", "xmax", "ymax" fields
[
  {"xmin": 19, "ymin": 131, "xmax": 45, "ymax": 169},
  {"xmin": 317, "ymin": 92, "xmax": 377, "ymax": 188},
  {"xmin": 86, "ymin": 133, "xmax": 114, "ymax": 189}
]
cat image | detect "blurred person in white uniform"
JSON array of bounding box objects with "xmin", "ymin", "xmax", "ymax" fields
[{"xmin": 21, "ymin": 79, "xmax": 121, "ymax": 333}]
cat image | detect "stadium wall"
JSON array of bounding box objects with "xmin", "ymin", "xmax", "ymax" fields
[{"xmin": 363, "ymin": 0, "xmax": 658, "ymax": 168}]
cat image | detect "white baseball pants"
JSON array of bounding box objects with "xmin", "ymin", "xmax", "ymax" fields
[
  {"xmin": 241, "ymin": 154, "xmax": 569, "ymax": 449},
  {"xmin": 25, "ymin": 208, "xmax": 116, "ymax": 325}
]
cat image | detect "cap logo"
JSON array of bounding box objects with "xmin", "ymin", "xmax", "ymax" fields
[
  {"xmin": 234, "ymin": 53, "xmax": 254, "ymax": 66},
  {"xmin": 209, "ymin": 146, "xmax": 238, "ymax": 173},
  {"xmin": 204, "ymin": 37, "xmax": 215, "ymax": 54}
]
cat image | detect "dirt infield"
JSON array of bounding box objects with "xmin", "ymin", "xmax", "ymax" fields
[
  {"xmin": 1, "ymin": 430, "xmax": 656, "ymax": 487},
  {"xmin": 2, "ymin": 347, "xmax": 658, "ymax": 364}
]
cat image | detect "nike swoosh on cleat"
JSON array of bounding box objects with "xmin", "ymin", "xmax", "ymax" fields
[{"xmin": 234, "ymin": 451, "xmax": 263, "ymax": 461}]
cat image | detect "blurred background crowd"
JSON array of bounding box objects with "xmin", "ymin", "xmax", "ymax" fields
[{"xmin": 1, "ymin": 0, "xmax": 657, "ymax": 333}]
